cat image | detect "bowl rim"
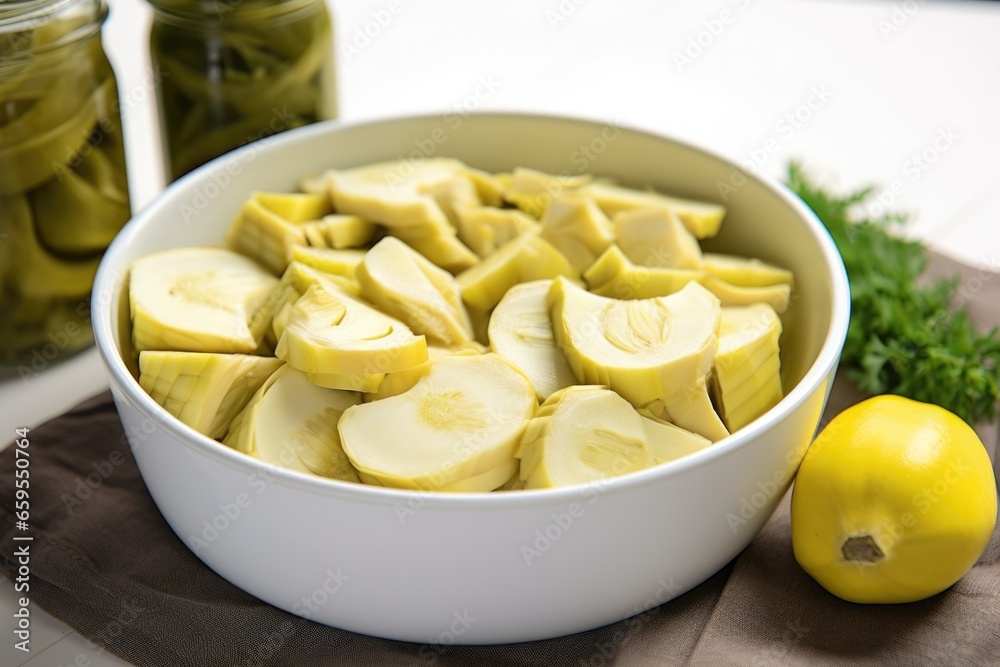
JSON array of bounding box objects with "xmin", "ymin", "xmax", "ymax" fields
[{"xmin": 92, "ymin": 110, "xmax": 850, "ymax": 510}]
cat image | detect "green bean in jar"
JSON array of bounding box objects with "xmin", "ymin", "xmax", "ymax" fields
[
  {"xmin": 0, "ymin": 0, "xmax": 132, "ymax": 365},
  {"xmin": 147, "ymin": 0, "xmax": 337, "ymax": 181}
]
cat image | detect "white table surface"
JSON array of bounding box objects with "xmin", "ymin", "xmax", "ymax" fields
[{"xmin": 3, "ymin": 0, "xmax": 1000, "ymax": 664}]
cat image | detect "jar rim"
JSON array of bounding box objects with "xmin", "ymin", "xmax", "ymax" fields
[
  {"xmin": 147, "ymin": 0, "xmax": 323, "ymax": 26},
  {"xmin": 0, "ymin": 0, "xmax": 107, "ymax": 63}
]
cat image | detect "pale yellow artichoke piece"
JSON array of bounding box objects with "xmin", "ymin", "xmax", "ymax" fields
[
  {"xmin": 548, "ymin": 277, "xmax": 720, "ymax": 407},
  {"xmin": 225, "ymin": 199, "xmax": 306, "ymax": 275},
  {"xmin": 393, "ymin": 225, "xmax": 480, "ymax": 274},
  {"xmin": 339, "ymin": 354, "xmax": 536, "ymax": 491},
  {"xmin": 488, "ymin": 280, "xmax": 576, "ymax": 401},
  {"xmin": 638, "ymin": 412, "xmax": 712, "ymax": 464},
  {"xmin": 711, "ymin": 304, "xmax": 784, "ymax": 432},
  {"xmin": 461, "ymin": 166, "xmax": 505, "ymax": 207},
  {"xmin": 224, "ymin": 365, "xmax": 362, "ymax": 482},
  {"xmin": 503, "ymin": 167, "xmax": 592, "ymax": 218},
  {"xmin": 290, "ymin": 246, "xmax": 365, "ymax": 278},
  {"xmin": 362, "ymin": 344, "xmax": 479, "ymax": 402},
  {"xmin": 420, "ymin": 173, "xmax": 481, "ymax": 227},
  {"xmin": 455, "ymin": 206, "xmax": 535, "ymax": 257},
  {"xmin": 516, "ymin": 385, "xmax": 657, "ymax": 489},
  {"xmin": 643, "ymin": 381, "xmax": 730, "ymax": 442},
  {"xmin": 703, "ymin": 277, "xmax": 791, "ymax": 313},
  {"xmin": 584, "ymin": 245, "xmax": 706, "ymax": 299},
  {"xmin": 700, "ymin": 253, "xmax": 794, "ymax": 287},
  {"xmin": 130, "ymin": 247, "xmax": 278, "ymax": 353},
  {"xmin": 298, "ymin": 214, "xmax": 377, "ymax": 249},
  {"xmin": 579, "ymin": 181, "xmax": 725, "ymax": 239},
  {"xmin": 327, "ymin": 158, "xmax": 464, "ymax": 228},
  {"xmin": 139, "ymin": 351, "xmax": 283, "ymax": 440},
  {"xmin": 254, "ymin": 191, "xmax": 331, "ymax": 222},
  {"xmin": 275, "ymin": 283, "xmax": 428, "ymax": 376},
  {"xmin": 224, "ymin": 362, "xmax": 285, "ymax": 453},
  {"xmin": 614, "ymin": 207, "xmax": 702, "ymax": 269},
  {"xmin": 538, "ymin": 194, "xmax": 615, "ymax": 272},
  {"xmin": 356, "ymin": 236, "xmax": 474, "ymax": 346},
  {"xmin": 280, "ymin": 260, "xmax": 361, "ymax": 299},
  {"xmin": 457, "ymin": 231, "xmax": 579, "ymax": 312},
  {"xmin": 439, "ymin": 459, "xmax": 520, "ymax": 492},
  {"xmin": 307, "ymin": 370, "xmax": 385, "ymax": 393}
]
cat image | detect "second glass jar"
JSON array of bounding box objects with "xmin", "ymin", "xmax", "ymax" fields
[{"xmin": 147, "ymin": 0, "xmax": 337, "ymax": 181}]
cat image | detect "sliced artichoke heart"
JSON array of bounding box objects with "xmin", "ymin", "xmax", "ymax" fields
[
  {"xmin": 338, "ymin": 354, "xmax": 536, "ymax": 491},
  {"xmin": 502, "ymin": 167, "xmax": 592, "ymax": 218},
  {"xmin": 703, "ymin": 276, "xmax": 791, "ymax": 313},
  {"xmin": 457, "ymin": 230, "xmax": 579, "ymax": 312},
  {"xmin": 638, "ymin": 411, "xmax": 712, "ymax": 464},
  {"xmin": 275, "ymin": 283, "xmax": 428, "ymax": 376},
  {"xmin": 548, "ymin": 276, "xmax": 720, "ymax": 407},
  {"xmin": 584, "ymin": 244, "xmax": 706, "ymax": 299},
  {"xmin": 538, "ymin": 193, "xmax": 615, "ymax": 272},
  {"xmin": 254, "ymin": 191, "xmax": 331, "ymax": 223},
  {"xmin": 712, "ymin": 304, "xmax": 784, "ymax": 432},
  {"xmin": 224, "ymin": 365, "xmax": 362, "ymax": 482},
  {"xmin": 488, "ymin": 279, "xmax": 576, "ymax": 401},
  {"xmin": 139, "ymin": 351, "xmax": 283, "ymax": 439},
  {"xmin": 455, "ymin": 206, "xmax": 535, "ymax": 257},
  {"xmin": 356, "ymin": 236, "xmax": 473, "ymax": 346},
  {"xmin": 516, "ymin": 385, "xmax": 657, "ymax": 489},
  {"xmin": 579, "ymin": 181, "xmax": 725, "ymax": 239},
  {"xmin": 700, "ymin": 253, "xmax": 794, "ymax": 287},
  {"xmin": 130, "ymin": 247, "xmax": 278, "ymax": 353},
  {"xmin": 613, "ymin": 207, "xmax": 702, "ymax": 269}
]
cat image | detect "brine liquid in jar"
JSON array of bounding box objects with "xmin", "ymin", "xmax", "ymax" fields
[
  {"xmin": 147, "ymin": 0, "xmax": 337, "ymax": 182},
  {"xmin": 0, "ymin": 0, "xmax": 132, "ymax": 366}
]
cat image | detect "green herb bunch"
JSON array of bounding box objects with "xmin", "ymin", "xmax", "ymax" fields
[{"xmin": 786, "ymin": 163, "xmax": 1000, "ymax": 424}]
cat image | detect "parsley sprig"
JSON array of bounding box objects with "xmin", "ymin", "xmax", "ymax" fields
[{"xmin": 786, "ymin": 163, "xmax": 1000, "ymax": 425}]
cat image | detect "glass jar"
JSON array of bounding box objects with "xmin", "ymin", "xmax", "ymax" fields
[
  {"xmin": 147, "ymin": 0, "xmax": 336, "ymax": 182},
  {"xmin": 0, "ymin": 0, "xmax": 131, "ymax": 366}
]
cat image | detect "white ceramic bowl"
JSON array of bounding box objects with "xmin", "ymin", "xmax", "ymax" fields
[{"xmin": 92, "ymin": 113, "xmax": 849, "ymax": 644}]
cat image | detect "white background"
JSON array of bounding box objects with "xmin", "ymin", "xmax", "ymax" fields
[{"xmin": 3, "ymin": 0, "xmax": 1000, "ymax": 664}]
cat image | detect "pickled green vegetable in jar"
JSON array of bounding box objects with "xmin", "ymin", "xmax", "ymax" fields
[
  {"xmin": 148, "ymin": 0, "xmax": 336, "ymax": 181},
  {"xmin": 0, "ymin": 0, "xmax": 132, "ymax": 366}
]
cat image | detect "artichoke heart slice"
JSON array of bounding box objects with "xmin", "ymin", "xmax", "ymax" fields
[
  {"xmin": 488, "ymin": 279, "xmax": 576, "ymax": 401},
  {"xmin": 139, "ymin": 351, "xmax": 283, "ymax": 439},
  {"xmin": 578, "ymin": 181, "xmax": 725, "ymax": 239},
  {"xmin": 356, "ymin": 236, "xmax": 474, "ymax": 347},
  {"xmin": 455, "ymin": 206, "xmax": 535, "ymax": 258},
  {"xmin": 326, "ymin": 157, "xmax": 468, "ymax": 229},
  {"xmin": 584, "ymin": 244, "xmax": 705, "ymax": 300},
  {"xmin": 638, "ymin": 411, "xmax": 712, "ymax": 464},
  {"xmin": 290, "ymin": 246, "xmax": 366, "ymax": 279},
  {"xmin": 703, "ymin": 276, "xmax": 791, "ymax": 313},
  {"xmin": 700, "ymin": 253, "xmax": 794, "ymax": 287},
  {"xmin": 538, "ymin": 194, "xmax": 615, "ymax": 272},
  {"xmin": 224, "ymin": 365, "xmax": 362, "ymax": 482},
  {"xmin": 338, "ymin": 353, "xmax": 537, "ymax": 491},
  {"xmin": 254, "ymin": 191, "xmax": 332, "ymax": 223},
  {"xmin": 130, "ymin": 247, "xmax": 278, "ymax": 354},
  {"xmin": 457, "ymin": 231, "xmax": 579, "ymax": 312},
  {"xmin": 642, "ymin": 381, "xmax": 730, "ymax": 443},
  {"xmin": 548, "ymin": 276, "xmax": 720, "ymax": 407},
  {"xmin": 298, "ymin": 214, "xmax": 377, "ymax": 250},
  {"xmin": 515, "ymin": 385, "xmax": 657, "ymax": 489},
  {"xmin": 276, "ymin": 283, "xmax": 428, "ymax": 376},
  {"xmin": 226, "ymin": 198, "xmax": 306, "ymax": 275},
  {"xmin": 711, "ymin": 304, "xmax": 784, "ymax": 432},
  {"xmin": 502, "ymin": 167, "xmax": 592, "ymax": 218},
  {"xmin": 613, "ymin": 207, "xmax": 702, "ymax": 269}
]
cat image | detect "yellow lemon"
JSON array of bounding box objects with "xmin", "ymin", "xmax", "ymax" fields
[{"xmin": 791, "ymin": 394, "xmax": 997, "ymax": 604}]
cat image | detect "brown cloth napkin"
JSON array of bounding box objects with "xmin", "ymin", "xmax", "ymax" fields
[{"xmin": 2, "ymin": 252, "xmax": 999, "ymax": 667}]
